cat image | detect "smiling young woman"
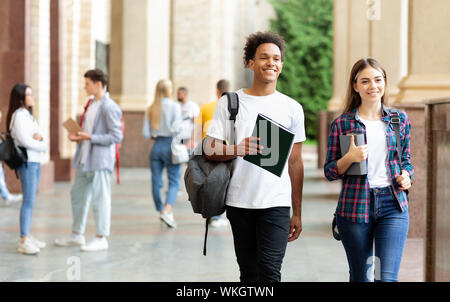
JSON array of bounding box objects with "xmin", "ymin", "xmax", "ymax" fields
[{"xmin": 324, "ymin": 58, "xmax": 414, "ymax": 282}]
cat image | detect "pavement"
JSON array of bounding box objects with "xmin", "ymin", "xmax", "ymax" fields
[{"xmin": 0, "ymin": 145, "xmax": 423, "ymax": 282}]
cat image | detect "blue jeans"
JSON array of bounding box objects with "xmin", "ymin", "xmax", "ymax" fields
[
  {"xmin": 0, "ymin": 163, "xmax": 12, "ymax": 200},
  {"xmin": 336, "ymin": 186, "xmax": 409, "ymax": 282},
  {"xmin": 150, "ymin": 137, "xmax": 181, "ymax": 212},
  {"xmin": 18, "ymin": 162, "xmax": 41, "ymax": 238}
]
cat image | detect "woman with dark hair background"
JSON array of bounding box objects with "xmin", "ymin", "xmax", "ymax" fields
[{"xmin": 7, "ymin": 84, "xmax": 47, "ymax": 255}]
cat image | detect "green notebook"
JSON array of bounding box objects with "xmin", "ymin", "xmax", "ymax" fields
[{"xmin": 243, "ymin": 113, "xmax": 295, "ymax": 177}]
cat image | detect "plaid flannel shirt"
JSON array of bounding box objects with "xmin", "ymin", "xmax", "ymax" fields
[{"xmin": 324, "ymin": 105, "xmax": 414, "ymax": 223}]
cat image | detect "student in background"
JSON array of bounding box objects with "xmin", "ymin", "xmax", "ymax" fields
[
  {"xmin": 7, "ymin": 84, "xmax": 47, "ymax": 255},
  {"xmin": 54, "ymin": 69, "xmax": 123, "ymax": 252},
  {"xmin": 324, "ymin": 58, "xmax": 414, "ymax": 282},
  {"xmin": 177, "ymin": 87, "xmax": 200, "ymax": 153},
  {"xmin": 143, "ymin": 79, "xmax": 182, "ymax": 228}
]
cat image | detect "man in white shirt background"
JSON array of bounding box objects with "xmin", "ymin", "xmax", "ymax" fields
[{"xmin": 177, "ymin": 87, "xmax": 200, "ymax": 152}]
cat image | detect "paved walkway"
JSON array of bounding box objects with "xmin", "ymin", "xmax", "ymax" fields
[{"xmin": 0, "ymin": 147, "xmax": 423, "ymax": 282}]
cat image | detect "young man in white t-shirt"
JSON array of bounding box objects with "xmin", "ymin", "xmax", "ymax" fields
[{"xmin": 206, "ymin": 31, "xmax": 306, "ymax": 282}]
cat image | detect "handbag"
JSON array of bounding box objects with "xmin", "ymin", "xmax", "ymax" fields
[{"xmin": 171, "ymin": 139, "xmax": 189, "ymax": 164}]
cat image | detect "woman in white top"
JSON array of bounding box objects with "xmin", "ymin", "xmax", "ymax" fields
[
  {"xmin": 324, "ymin": 58, "xmax": 414, "ymax": 281},
  {"xmin": 6, "ymin": 84, "xmax": 47, "ymax": 255}
]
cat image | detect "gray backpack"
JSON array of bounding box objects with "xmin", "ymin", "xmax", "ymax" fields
[{"xmin": 184, "ymin": 92, "xmax": 239, "ymax": 255}]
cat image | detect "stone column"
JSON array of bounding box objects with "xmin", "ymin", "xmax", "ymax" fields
[
  {"xmin": 110, "ymin": 0, "xmax": 171, "ymax": 111},
  {"xmin": 395, "ymin": 0, "xmax": 450, "ymax": 104},
  {"xmin": 60, "ymin": 0, "xmax": 81, "ymax": 160},
  {"xmin": 171, "ymin": 0, "xmax": 218, "ymax": 104},
  {"xmin": 328, "ymin": 0, "xmax": 409, "ymax": 111},
  {"xmin": 50, "ymin": 0, "xmax": 75, "ymax": 181},
  {"xmin": 110, "ymin": 0, "xmax": 171, "ymax": 167},
  {"xmin": 29, "ymin": 0, "xmax": 54, "ymax": 191},
  {"xmin": 393, "ymin": 0, "xmax": 450, "ymax": 239}
]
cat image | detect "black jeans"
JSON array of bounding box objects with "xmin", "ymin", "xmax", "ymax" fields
[{"xmin": 226, "ymin": 206, "xmax": 291, "ymax": 282}]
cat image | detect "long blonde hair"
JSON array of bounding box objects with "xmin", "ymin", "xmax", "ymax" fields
[
  {"xmin": 147, "ymin": 79, "xmax": 173, "ymax": 130},
  {"xmin": 343, "ymin": 58, "xmax": 388, "ymax": 114}
]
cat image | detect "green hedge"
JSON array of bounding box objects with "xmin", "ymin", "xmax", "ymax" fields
[{"xmin": 270, "ymin": 0, "xmax": 333, "ymax": 141}]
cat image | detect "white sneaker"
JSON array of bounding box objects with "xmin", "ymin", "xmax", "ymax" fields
[
  {"xmin": 80, "ymin": 237, "xmax": 108, "ymax": 252},
  {"xmin": 209, "ymin": 218, "xmax": 229, "ymax": 228},
  {"xmin": 29, "ymin": 235, "xmax": 46, "ymax": 249},
  {"xmin": 18, "ymin": 238, "xmax": 40, "ymax": 255},
  {"xmin": 5, "ymin": 194, "xmax": 22, "ymax": 205},
  {"xmin": 160, "ymin": 211, "xmax": 177, "ymax": 228},
  {"xmin": 54, "ymin": 234, "xmax": 86, "ymax": 247}
]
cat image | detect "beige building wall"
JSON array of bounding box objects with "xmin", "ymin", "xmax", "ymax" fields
[
  {"xmin": 171, "ymin": 0, "xmax": 222, "ymax": 105},
  {"xmin": 61, "ymin": 0, "xmax": 81, "ymax": 158},
  {"xmin": 60, "ymin": 0, "xmax": 111, "ymax": 159},
  {"xmin": 111, "ymin": 0, "xmax": 276, "ymax": 167},
  {"xmin": 396, "ymin": 0, "xmax": 450, "ymax": 104},
  {"xmin": 330, "ymin": 0, "xmax": 409, "ymax": 111},
  {"xmin": 330, "ymin": 0, "xmax": 450, "ymax": 110},
  {"xmin": 110, "ymin": 0, "xmax": 171, "ymax": 111},
  {"xmin": 77, "ymin": 0, "xmax": 94, "ymax": 111},
  {"xmin": 30, "ymin": 0, "xmax": 51, "ymax": 164},
  {"xmin": 171, "ymin": 0, "xmax": 275, "ymax": 106},
  {"xmin": 78, "ymin": 0, "xmax": 111, "ymax": 110}
]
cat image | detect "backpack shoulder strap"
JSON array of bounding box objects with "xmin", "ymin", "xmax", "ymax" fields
[
  {"xmin": 115, "ymin": 116, "xmax": 125, "ymax": 185},
  {"xmin": 203, "ymin": 218, "xmax": 209, "ymax": 256},
  {"xmin": 80, "ymin": 98, "xmax": 94, "ymax": 128},
  {"xmin": 223, "ymin": 92, "xmax": 239, "ymax": 121},
  {"xmin": 389, "ymin": 108, "xmax": 402, "ymax": 166},
  {"xmin": 222, "ymin": 92, "xmax": 239, "ymax": 145}
]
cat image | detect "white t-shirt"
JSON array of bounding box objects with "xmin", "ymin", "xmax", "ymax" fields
[
  {"xmin": 359, "ymin": 117, "xmax": 391, "ymax": 188},
  {"xmin": 179, "ymin": 100, "xmax": 200, "ymax": 140},
  {"xmin": 207, "ymin": 89, "xmax": 306, "ymax": 209},
  {"xmin": 79, "ymin": 99, "xmax": 102, "ymax": 166}
]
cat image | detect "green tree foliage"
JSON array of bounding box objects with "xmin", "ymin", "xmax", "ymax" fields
[{"xmin": 270, "ymin": 0, "xmax": 333, "ymax": 141}]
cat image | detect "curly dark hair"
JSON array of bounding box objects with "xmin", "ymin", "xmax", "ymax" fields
[{"xmin": 243, "ymin": 31, "xmax": 286, "ymax": 67}]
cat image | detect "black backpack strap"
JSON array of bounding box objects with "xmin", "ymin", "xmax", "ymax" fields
[
  {"xmin": 223, "ymin": 92, "xmax": 239, "ymax": 145},
  {"xmin": 389, "ymin": 109, "xmax": 402, "ymax": 167},
  {"xmin": 203, "ymin": 218, "xmax": 210, "ymax": 256},
  {"xmin": 200, "ymin": 92, "xmax": 239, "ymax": 257},
  {"xmin": 332, "ymin": 213, "xmax": 341, "ymax": 241}
]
